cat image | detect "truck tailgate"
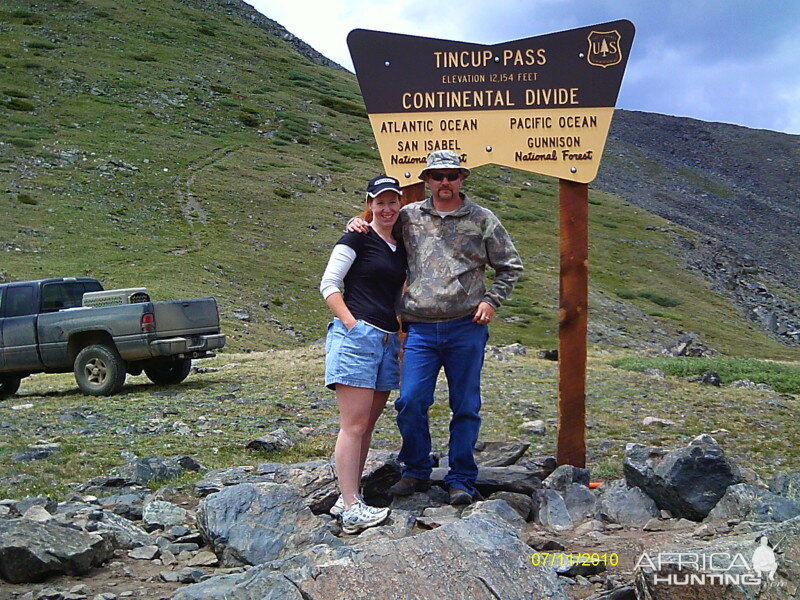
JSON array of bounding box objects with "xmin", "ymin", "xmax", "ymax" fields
[{"xmin": 153, "ymin": 298, "xmax": 220, "ymax": 337}]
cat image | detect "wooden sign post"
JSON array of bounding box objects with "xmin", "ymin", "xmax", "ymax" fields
[{"xmin": 349, "ymin": 22, "xmax": 634, "ymax": 467}]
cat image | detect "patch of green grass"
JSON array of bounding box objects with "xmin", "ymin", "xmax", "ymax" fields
[
  {"xmin": 210, "ymin": 84, "xmax": 231, "ymax": 94},
  {"xmin": 17, "ymin": 193, "xmax": 37, "ymax": 205},
  {"xmin": 274, "ymin": 187, "xmax": 292, "ymax": 199},
  {"xmin": 132, "ymin": 53, "xmax": 157, "ymax": 62},
  {"xmin": 610, "ymin": 356, "xmax": 800, "ymax": 394},
  {"xmin": 638, "ymin": 290, "xmax": 681, "ymax": 307}
]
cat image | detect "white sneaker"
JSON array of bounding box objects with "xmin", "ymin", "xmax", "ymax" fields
[
  {"xmin": 340, "ymin": 500, "xmax": 390, "ymax": 534},
  {"xmin": 330, "ymin": 489, "xmax": 365, "ymax": 516},
  {"xmin": 330, "ymin": 495, "xmax": 346, "ymax": 516}
]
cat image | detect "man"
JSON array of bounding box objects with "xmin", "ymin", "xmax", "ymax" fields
[{"xmin": 350, "ymin": 150, "xmax": 523, "ymax": 504}]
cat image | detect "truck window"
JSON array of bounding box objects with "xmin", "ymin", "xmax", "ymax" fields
[
  {"xmin": 42, "ymin": 281, "xmax": 103, "ymax": 312},
  {"xmin": 4, "ymin": 285, "xmax": 37, "ymax": 317}
]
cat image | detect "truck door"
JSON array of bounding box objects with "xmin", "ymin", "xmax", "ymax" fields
[{"xmin": 2, "ymin": 284, "xmax": 42, "ymax": 371}]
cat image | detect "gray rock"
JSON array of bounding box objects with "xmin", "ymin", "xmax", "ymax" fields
[
  {"xmin": 245, "ymin": 428, "xmax": 293, "ymax": 453},
  {"xmin": 769, "ymin": 471, "xmax": 800, "ymax": 502},
  {"xmin": 705, "ymin": 483, "xmax": 800, "ymax": 524},
  {"xmin": 14, "ymin": 496, "xmax": 58, "ymax": 516},
  {"xmin": 390, "ymin": 487, "xmax": 449, "ymax": 514},
  {"xmin": 474, "ymin": 441, "xmax": 530, "ymax": 467},
  {"xmin": 635, "ymin": 514, "xmax": 800, "ymax": 599},
  {"xmin": 143, "ymin": 500, "xmax": 189, "ymax": 528},
  {"xmin": 536, "ymin": 489, "xmax": 574, "ymax": 531},
  {"xmin": 432, "ymin": 465, "xmax": 543, "ymax": 496},
  {"xmin": 623, "ymin": 435, "xmax": 742, "ymax": 520},
  {"xmin": 418, "ymin": 505, "xmax": 460, "ymax": 528},
  {"xmin": 562, "ymin": 483, "xmax": 598, "ymax": 524},
  {"xmin": 0, "ymin": 519, "xmax": 113, "ymax": 583},
  {"xmin": 194, "ymin": 466, "xmax": 271, "ymax": 496},
  {"xmin": 596, "ymin": 480, "xmax": 660, "ymax": 528},
  {"xmin": 114, "ymin": 455, "xmax": 203, "ymax": 486},
  {"xmin": 517, "ymin": 455, "xmax": 558, "ymax": 480},
  {"xmin": 128, "ymin": 545, "xmax": 160, "ymax": 560},
  {"xmin": 176, "ymin": 512, "xmax": 567, "ymax": 600},
  {"xmin": 353, "ymin": 510, "xmax": 416, "ymax": 542},
  {"xmin": 178, "ymin": 567, "xmax": 206, "ymax": 583},
  {"xmin": 96, "ymin": 492, "xmax": 150, "ymax": 521},
  {"xmin": 462, "ymin": 499, "xmax": 526, "ymax": 529},
  {"xmin": 197, "ymin": 482, "xmax": 341, "ymax": 566},
  {"xmin": 85, "ymin": 510, "xmax": 152, "ymax": 550},
  {"xmin": 13, "ymin": 443, "xmax": 61, "ymax": 462},
  {"xmin": 487, "ymin": 491, "xmax": 535, "ymax": 521},
  {"xmin": 544, "ymin": 465, "xmax": 591, "ymax": 492},
  {"xmin": 23, "ymin": 505, "xmax": 55, "ymax": 522}
]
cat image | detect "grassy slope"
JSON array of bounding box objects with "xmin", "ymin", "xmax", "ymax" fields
[{"xmin": 0, "ymin": 0, "xmax": 797, "ymax": 359}]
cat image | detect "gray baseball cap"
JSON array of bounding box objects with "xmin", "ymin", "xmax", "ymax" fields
[{"xmin": 418, "ymin": 150, "xmax": 470, "ymax": 180}]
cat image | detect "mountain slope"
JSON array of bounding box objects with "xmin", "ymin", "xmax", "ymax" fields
[{"xmin": 0, "ymin": 0, "xmax": 796, "ymax": 359}]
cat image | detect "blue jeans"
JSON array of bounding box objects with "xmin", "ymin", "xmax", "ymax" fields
[{"xmin": 395, "ymin": 315, "xmax": 488, "ymax": 496}]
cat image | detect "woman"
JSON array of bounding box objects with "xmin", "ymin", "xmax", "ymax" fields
[{"xmin": 319, "ymin": 174, "xmax": 406, "ymax": 534}]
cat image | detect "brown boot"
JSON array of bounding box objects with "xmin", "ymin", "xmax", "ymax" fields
[{"xmin": 387, "ymin": 476, "xmax": 431, "ymax": 497}]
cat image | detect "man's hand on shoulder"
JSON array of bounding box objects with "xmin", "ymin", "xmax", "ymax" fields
[
  {"xmin": 473, "ymin": 301, "xmax": 496, "ymax": 324},
  {"xmin": 346, "ymin": 217, "xmax": 370, "ymax": 233}
]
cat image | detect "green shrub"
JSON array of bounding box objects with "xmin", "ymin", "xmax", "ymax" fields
[
  {"xmin": 23, "ymin": 16, "xmax": 43, "ymax": 25},
  {"xmin": 26, "ymin": 40, "xmax": 57, "ymax": 50},
  {"xmin": 239, "ymin": 112, "xmax": 260, "ymax": 127},
  {"xmin": 3, "ymin": 97, "xmax": 34, "ymax": 111},
  {"xmin": 12, "ymin": 9, "xmax": 34, "ymax": 17},
  {"xmin": 319, "ymin": 96, "xmax": 366, "ymax": 118},
  {"xmin": 17, "ymin": 193, "xmax": 37, "ymax": 205},
  {"xmin": 22, "ymin": 61, "xmax": 42, "ymax": 69},
  {"xmin": 274, "ymin": 188, "xmax": 292, "ymax": 199},
  {"xmin": 638, "ymin": 290, "xmax": 681, "ymax": 307},
  {"xmin": 210, "ymin": 84, "xmax": 231, "ymax": 94},
  {"xmin": 7, "ymin": 137, "xmax": 35, "ymax": 148},
  {"xmin": 132, "ymin": 54, "xmax": 157, "ymax": 62},
  {"xmin": 614, "ymin": 289, "xmax": 637, "ymax": 300},
  {"xmin": 197, "ymin": 26, "xmax": 216, "ymax": 36},
  {"xmin": 4, "ymin": 89, "xmax": 32, "ymax": 98}
]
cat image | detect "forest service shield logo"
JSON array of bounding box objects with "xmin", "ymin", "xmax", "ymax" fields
[{"xmin": 587, "ymin": 30, "xmax": 622, "ymax": 68}]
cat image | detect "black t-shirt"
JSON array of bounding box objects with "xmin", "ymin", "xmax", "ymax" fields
[{"xmin": 337, "ymin": 228, "xmax": 407, "ymax": 332}]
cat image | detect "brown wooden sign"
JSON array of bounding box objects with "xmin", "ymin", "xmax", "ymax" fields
[{"xmin": 348, "ymin": 20, "xmax": 634, "ymax": 183}]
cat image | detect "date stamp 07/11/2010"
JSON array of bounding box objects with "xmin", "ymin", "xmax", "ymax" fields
[{"xmin": 531, "ymin": 552, "xmax": 620, "ymax": 567}]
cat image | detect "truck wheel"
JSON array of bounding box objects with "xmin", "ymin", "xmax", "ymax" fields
[
  {"xmin": 74, "ymin": 344, "xmax": 126, "ymax": 396},
  {"xmin": 0, "ymin": 376, "xmax": 21, "ymax": 399},
  {"xmin": 145, "ymin": 358, "xmax": 192, "ymax": 385}
]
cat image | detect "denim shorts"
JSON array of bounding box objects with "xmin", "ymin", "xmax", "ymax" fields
[{"xmin": 325, "ymin": 318, "xmax": 400, "ymax": 391}]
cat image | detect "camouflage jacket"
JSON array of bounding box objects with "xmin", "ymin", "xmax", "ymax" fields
[{"xmin": 398, "ymin": 195, "xmax": 523, "ymax": 322}]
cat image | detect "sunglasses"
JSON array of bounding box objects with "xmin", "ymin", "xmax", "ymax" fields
[{"xmin": 428, "ymin": 171, "xmax": 461, "ymax": 182}]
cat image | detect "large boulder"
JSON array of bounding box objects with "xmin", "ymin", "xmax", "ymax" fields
[
  {"xmin": 543, "ymin": 465, "xmax": 590, "ymax": 491},
  {"xmin": 705, "ymin": 483, "xmax": 800, "ymax": 524},
  {"xmin": 623, "ymin": 434, "xmax": 742, "ymax": 520},
  {"xmin": 535, "ymin": 489, "xmax": 574, "ymax": 531},
  {"xmin": 474, "ymin": 441, "xmax": 530, "ymax": 467},
  {"xmin": 635, "ymin": 514, "xmax": 800, "ymax": 599},
  {"xmin": 197, "ymin": 482, "xmax": 341, "ymax": 566},
  {"xmin": 176, "ymin": 512, "xmax": 568, "ymax": 600},
  {"xmin": 0, "ymin": 519, "xmax": 113, "ymax": 583},
  {"xmin": 597, "ymin": 480, "xmax": 660, "ymax": 528}
]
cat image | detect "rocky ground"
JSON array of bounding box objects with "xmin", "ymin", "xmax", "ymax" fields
[
  {"xmin": 3, "ymin": 434, "xmax": 800, "ymax": 599},
  {"xmin": 1, "ymin": 345, "xmax": 799, "ymax": 599}
]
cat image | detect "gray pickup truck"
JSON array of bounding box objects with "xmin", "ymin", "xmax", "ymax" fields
[{"xmin": 0, "ymin": 277, "xmax": 225, "ymax": 398}]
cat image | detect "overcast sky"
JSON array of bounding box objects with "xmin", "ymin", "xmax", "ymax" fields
[{"xmin": 249, "ymin": 0, "xmax": 800, "ymax": 135}]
